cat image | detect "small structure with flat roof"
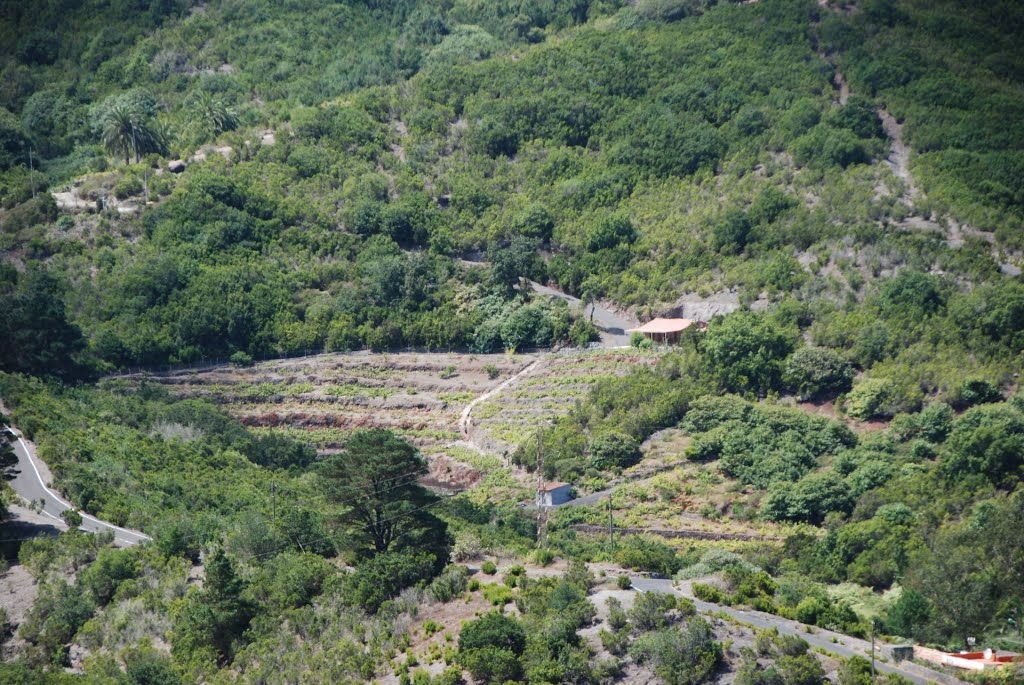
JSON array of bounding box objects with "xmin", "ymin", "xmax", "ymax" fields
[
  {"xmin": 536, "ymin": 482, "xmax": 574, "ymax": 507},
  {"xmin": 630, "ymin": 317, "xmax": 707, "ymax": 345}
]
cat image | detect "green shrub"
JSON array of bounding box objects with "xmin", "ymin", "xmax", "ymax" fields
[
  {"xmin": 629, "ymin": 591, "xmax": 681, "ymax": 632},
  {"xmin": 457, "ymin": 646, "xmax": 521, "ymax": 684},
  {"xmin": 480, "ymin": 560, "xmax": 497, "ymax": 575},
  {"xmin": 459, "ymin": 612, "xmax": 526, "ymax": 655},
  {"xmin": 954, "ymin": 378, "xmax": 1002, "ymax": 408},
  {"xmin": 600, "ymin": 628, "xmax": 630, "ymax": 657},
  {"xmin": 113, "ymin": 174, "xmax": 143, "ymax": 199},
  {"xmin": 629, "ymin": 620, "xmax": 723, "ymax": 685},
  {"xmin": 844, "ymin": 378, "xmax": 895, "ymax": 420},
  {"xmin": 785, "ymin": 347, "xmax": 855, "ymax": 400},
  {"xmin": 614, "ymin": 535, "xmax": 679, "ymax": 576},
  {"xmin": 701, "ymin": 311, "xmax": 795, "ymax": 395},
  {"xmin": 481, "ymin": 583, "xmax": 513, "ymax": 606},
  {"xmin": 229, "ymin": 351, "xmax": 254, "ymax": 367},
  {"xmin": 589, "ymin": 431, "xmax": 642, "ymax": 470},
  {"xmin": 428, "ymin": 565, "xmax": 468, "ymax": 603},
  {"xmin": 60, "ymin": 509, "xmax": 83, "ymax": 528},
  {"xmin": 343, "ymin": 552, "xmax": 438, "ymax": 613},
  {"xmin": 616, "ymin": 575, "xmax": 632, "ymax": 590},
  {"xmin": 692, "ymin": 583, "xmax": 727, "ymax": 603}
]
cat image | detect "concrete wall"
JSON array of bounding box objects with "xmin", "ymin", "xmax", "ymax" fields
[{"xmin": 537, "ymin": 485, "xmax": 573, "ymax": 507}]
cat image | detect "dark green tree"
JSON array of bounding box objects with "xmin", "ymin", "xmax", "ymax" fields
[
  {"xmin": 97, "ymin": 91, "xmax": 166, "ymax": 164},
  {"xmin": 488, "ymin": 235, "xmax": 541, "ymax": 297},
  {"xmin": 701, "ymin": 312, "xmax": 795, "ymax": 395},
  {"xmin": 586, "ymin": 213, "xmax": 637, "ymax": 252},
  {"xmin": 319, "ymin": 429, "xmax": 449, "ymax": 562},
  {"xmin": 784, "ymin": 347, "xmax": 855, "ymax": 400},
  {"xmin": 172, "ymin": 549, "xmax": 255, "ymax": 665},
  {"xmin": 0, "ymin": 429, "xmax": 17, "ymax": 476},
  {"xmin": 0, "ymin": 107, "xmax": 32, "ymax": 170},
  {"xmin": 459, "ymin": 611, "xmax": 527, "ymax": 654},
  {"xmin": 942, "ymin": 403, "xmax": 1024, "ymax": 487},
  {"xmin": 186, "ymin": 90, "xmax": 239, "ymax": 141},
  {"xmin": 909, "ymin": 528, "xmax": 997, "ymax": 646},
  {"xmin": 886, "ymin": 589, "xmax": 931, "ymax": 641},
  {"xmin": 588, "ymin": 431, "xmax": 642, "ymax": 470},
  {"xmin": 0, "ymin": 267, "xmax": 89, "ymax": 381},
  {"xmin": 458, "ymin": 612, "xmax": 527, "ymax": 684},
  {"xmin": 712, "ymin": 209, "xmax": 751, "ymax": 254}
]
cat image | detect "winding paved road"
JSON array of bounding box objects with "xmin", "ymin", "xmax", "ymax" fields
[
  {"xmin": 628, "ymin": 577, "xmax": 965, "ymax": 685},
  {"xmin": 529, "ymin": 281, "xmax": 636, "ymax": 347},
  {"xmin": 458, "ymin": 258, "xmax": 636, "ymax": 348},
  {"xmin": 5, "ymin": 427, "xmax": 150, "ymax": 547}
]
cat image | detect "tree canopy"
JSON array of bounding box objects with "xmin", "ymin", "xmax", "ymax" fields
[{"xmin": 319, "ymin": 429, "xmax": 450, "ymax": 564}]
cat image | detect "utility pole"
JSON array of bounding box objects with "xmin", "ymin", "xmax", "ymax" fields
[
  {"xmin": 608, "ymin": 496, "xmax": 615, "ymax": 550},
  {"xmin": 27, "ymin": 145, "xmax": 36, "ymax": 199},
  {"xmin": 536, "ymin": 425, "xmax": 548, "ymax": 545},
  {"xmin": 870, "ymin": 628, "xmax": 876, "ymax": 679}
]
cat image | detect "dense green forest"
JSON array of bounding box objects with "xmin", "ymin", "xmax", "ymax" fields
[
  {"xmin": 1, "ymin": 0, "xmax": 1020, "ymax": 371},
  {"xmin": 1, "ymin": 0, "xmax": 1023, "ymax": 683}
]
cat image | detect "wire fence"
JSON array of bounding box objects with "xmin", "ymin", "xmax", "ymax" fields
[{"xmin": 100, "ymin": 341, "xmax": 611, "ymax": 379}]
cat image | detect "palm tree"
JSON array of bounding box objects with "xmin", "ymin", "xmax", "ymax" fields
[
  {"xmin": 186, "ymin": 91, "xmax": 239, "ymax": 141},
  {"xmin": 101, "ymin": 102, "xmax": 164, "ymax": 165},
  {"xmin": 101, "ymin": 102, "xmax": 140, "ymax": 164}
]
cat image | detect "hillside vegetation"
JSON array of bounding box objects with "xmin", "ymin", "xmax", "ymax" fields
[{"xmin": 1, "ymin": 0, "xmax": 1023, "ymax": 684}]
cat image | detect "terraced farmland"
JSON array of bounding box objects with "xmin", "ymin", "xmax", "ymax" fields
[
  {"xmin": 469, "ymin": 349, "xmax": 665, "ymax": 455},
  {"xmin": 130, "ymin": 348, "xmax": 670, "ymax": 497},
  {"xmin": 131, "ymin": 352, "xmax": 525, "ymax": 476}
]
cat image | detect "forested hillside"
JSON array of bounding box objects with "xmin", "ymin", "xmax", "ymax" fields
[{"xmin": 1, "ymin": 0, "xmax": 1023, "ymax": 684}]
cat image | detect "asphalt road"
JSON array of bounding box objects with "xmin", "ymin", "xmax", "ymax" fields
[
  {"xmin": 6, "ymin": 427, "xmax": 150, "ymax": 547},
  {"xmin": 529, "ymin": 281, "xmax": 636, "ymax": 347},
  {"xmin": 628, "ymin": 577, "xmax": 962, "ymax": 685}
]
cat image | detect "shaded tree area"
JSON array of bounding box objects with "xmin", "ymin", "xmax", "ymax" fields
[
  {"xmin": 319, "ymin": 429, "xmax": 449, "ymax": 561},
  {"xmin": 0, "ymin": 265, "xmax": 90, "ymax": 381}
]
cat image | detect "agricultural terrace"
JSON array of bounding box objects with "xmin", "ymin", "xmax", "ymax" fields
[
  {"xmin": 469, "ymin": 349, "xmax": 666, "ymax": 455},
  {"xmin": 134, "ymin": 351, "xmax": 529, "ymax": 474},
  {"xmin": 132, "ymin": 348, "xmax": 672, "ymax": 499}
]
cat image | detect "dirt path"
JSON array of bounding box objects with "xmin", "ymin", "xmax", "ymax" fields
[
  {"xmin": 813, "ymin": 1, "xmax": 1019, "ymax": 273},
  {"xmin": 878, "ymin": 108, "xmax": 917, "ymax": 198},
  {"xmin": 458, "ymin": 356, "xmax": 547, "ymax": 448}
]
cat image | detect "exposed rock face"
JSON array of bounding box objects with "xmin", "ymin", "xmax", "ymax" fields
[
  {"xmin": 168, "ymin": 160, "xmax": 187, "ymax": 173},
  {"xmin": 665, "ymin": 291, "xmax": 741, "ymax": 320}
]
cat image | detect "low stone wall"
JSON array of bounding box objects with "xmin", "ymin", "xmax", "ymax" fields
[{"xmin": 570, "ymin": 523, "xmax": 780, "ymax": 542}]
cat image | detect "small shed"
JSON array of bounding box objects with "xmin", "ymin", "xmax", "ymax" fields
[
  {"xmin": 630, "ymin": 317, "xmax": 707, "ymax": 345},
  {"xmin": 537, "ymin": 482, "xmax": 573, "ymax": 507}
]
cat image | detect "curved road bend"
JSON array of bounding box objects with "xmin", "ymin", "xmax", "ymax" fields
[
  {"xmin": 629, "ymin": 577, "xmax": 964, "ymax": 685},
  {"xmin": 529, "ymin": 281, "xmax": 636, "ymax": 348},
  {"xmin": 5, "ymin": 427, "xmax": 150, "ymax": 547}
]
